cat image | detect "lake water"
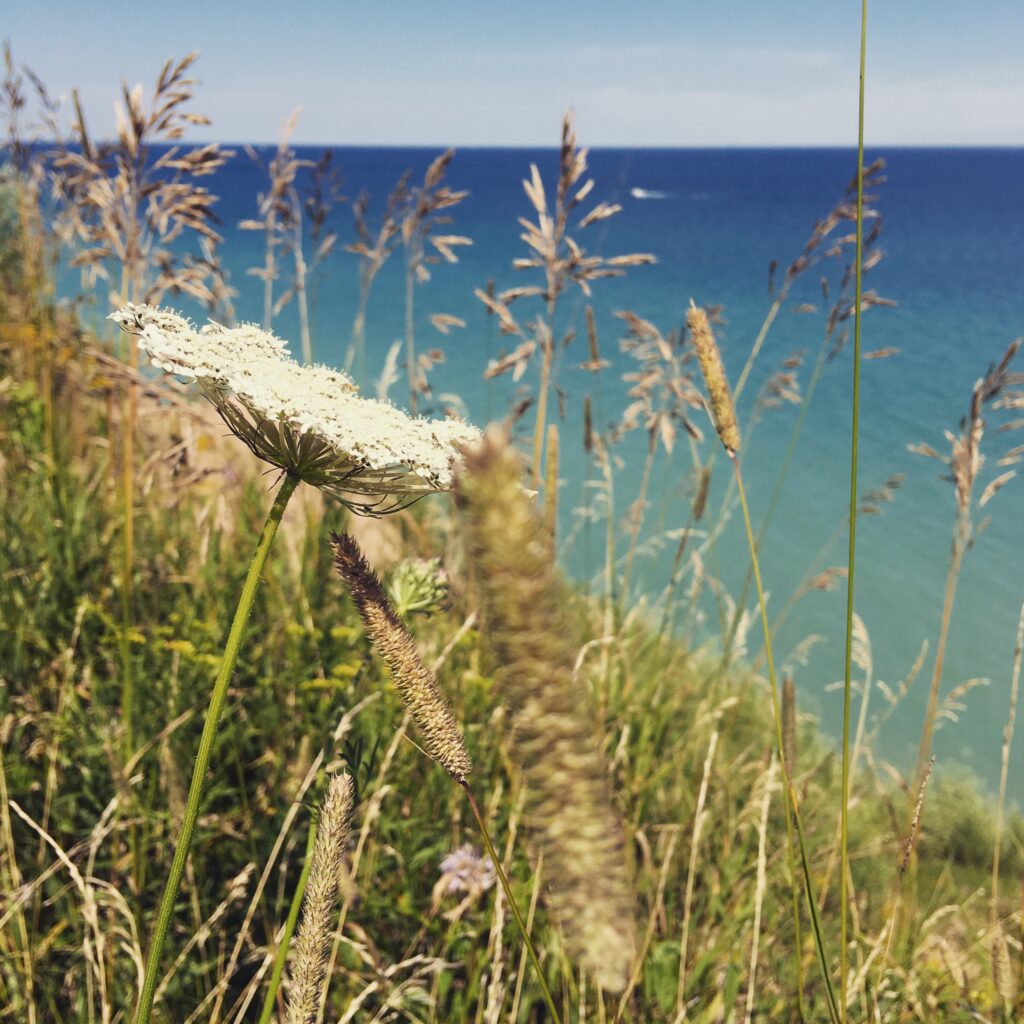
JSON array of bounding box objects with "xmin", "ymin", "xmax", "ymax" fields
[{"xmin": 70, "ymin": 145, "xmax": 1024, "ymax": 799}]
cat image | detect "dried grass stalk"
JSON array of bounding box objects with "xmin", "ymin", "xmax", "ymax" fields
[
  {"xmin": 286, "ymin": 773, "xmax": 354, "ymax": 1024},
  {"xmin": 331, "ymin": 532, "xmax": 472, "ymax": 782},
  {"xmin": 455, "ymin": 430, "xmax": 636, "ymax": 991},
  {"xmin": 52, "ymin": 52, "xmax": 233, "ymax": 312},
  {"xmin": 910, "ymin": 338, "xmax": 1022, "ymax": 789},
  {"xmin": 899, "ymin": 757, "xmax": 934, "ymax": 876}
]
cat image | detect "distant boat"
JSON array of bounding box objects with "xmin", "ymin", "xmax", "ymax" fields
[{"xmin": 630, "ymin": 187, "xmax": 671, "ymax": 200}]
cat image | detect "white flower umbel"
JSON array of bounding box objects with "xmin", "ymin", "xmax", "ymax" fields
[
  {"xmin": 111, "ymin": 303, "xmax": 481, "ymax": 514},
  {"xmin": 119, "ymin": 302, "xmax": 480, "ymax": 1019}
]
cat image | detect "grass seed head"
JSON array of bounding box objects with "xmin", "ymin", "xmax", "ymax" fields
[
  {"xmin": 456, "ymin": 428, "xmax": 636, "ymax": 991},
  {"xmin": 331, "ymin": 531, "xmax": 472, "ymax": 782},
  {"xmin": 287, "ymin": 773, "xmax": 354, "ymax": 1024},
  {"xmin": 687, "ymin": 301, "xmax": 740, "ymax": 455}
]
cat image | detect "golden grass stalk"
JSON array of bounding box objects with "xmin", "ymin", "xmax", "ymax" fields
[
  {"xmin": 687, "ymin": 302, "xmax": 740, "ymax": 455},
  {"xmin": 614, "ymin": 311, "xmax": 702, "ymax": 603},
  {"xmin": 745, "ymin": 754, "xmax": 778, "ymax": 1024},
  {"xmin": 675, "ymin": 729, "xmax": 719, "ymax": 1018},
  {"xmin": 330, "ymin": 531, "xmax": 472, "ymax": 782},
  {"xmin": 286, "ymin": 773, "xmax": 354, "ymax": 1024},
  {"xmin": 479, "ymin": 112, "xmax": 653, "ymax": 488},
  {"xmin": 240, "ymin": 109, "xmax": 312, "ymax": 362},
  {"xmin": 345, "ymin": 185, "xmax": 403, "ymax": 379},
  {"xmin": 910, "ymin": 338, "xmax": 1022, "ymax": 795},
  {"xmin": 398, "ymin": 149, "xmax": 470, "ymax": 412},
  {"xmin": 456, "ymin": 429, "xmax": 636, "ymax": 992}
]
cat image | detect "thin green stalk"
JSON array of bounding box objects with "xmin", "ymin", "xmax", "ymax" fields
[
  {"xmin": 732, "ymin": 456, "xmax": 839, "ymax": 1024},
  {"xmin": 913, "ymin": 522, "xmax": 965, "ymax": 791},
  {"xmin": 116, "ymin": 259, "xmax": 135, "ymax": 762},
  {"xmin": 461, "ymin": 782, "xmax": 563, "ymax": 1024},
  {"xmin": 257, "ymin": 813, "xmax": 318, "ymax": 1024},
  {"xmin": 718, "ymin": 338, "xmax": 829, "ymax": 669},
  {"xmin": 840, "ymin": 7, "xmax": 869, "ymax": 1019},
  {"xmin": 120, "ymin": 393, "xmax": 135, "ymax": 758},
  {"xmin": 132, "ymin": 472, "xmax": 300, "ymax": 1024},
  {"xmin": 733, "ymin": 288, "xmax": 788, "ymax": 405}
]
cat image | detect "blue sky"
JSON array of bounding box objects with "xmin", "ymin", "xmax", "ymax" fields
[{"xmin": 5, "ymin": 0, "xmax": 1022, "ymax": 146}]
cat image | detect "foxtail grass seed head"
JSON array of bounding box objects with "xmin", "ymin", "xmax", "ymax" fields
[
  {"xmin": 456, "ymin": 429, "xmax": 636, "ymax": 992},
  {"xmin": 110, "ymin": 303, "xmax": 480, "ymax": 514},
  {"xmin": 900, "ymin": 756, "xmax": 935, "ymax": 876},
  {"xmin": 687, "ymin": 301, "xmax": 740, "ymax": 455},
  {"xmin": 992, "ymin": 925, "xmax": 1013, "ymax": 1001},
  {"xmin": 286, "ymin": 773, "xmax": 354, "ymax": 1024},
  {"xmin": 331, "ymin": 531, "xmax": 472, "ymax": 782}
]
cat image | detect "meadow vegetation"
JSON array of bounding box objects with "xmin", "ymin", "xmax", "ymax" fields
[{"xmin": 2, "ymin": 42, "xmax": 1023, "ymax": 1024}]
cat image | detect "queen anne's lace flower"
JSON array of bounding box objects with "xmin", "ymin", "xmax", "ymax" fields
[{"xmin": 111, "ymin": 303, "xmax": 480, "ymax": 513}]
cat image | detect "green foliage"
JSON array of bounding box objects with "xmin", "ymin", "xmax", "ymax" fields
[
  {"xmin": 923, "ymin": 768, "xmax": 1022, "ymax": 874},
  {"xmin": 1, "ymin": 123, "xmax": 1021, "ymax": 1024}
]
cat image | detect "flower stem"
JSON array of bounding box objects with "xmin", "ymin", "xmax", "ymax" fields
[
  {"xmin": 133, "ymin": 473, "xmax": 299, "ymax": 1024},
  {"xmin": 460, "ymin": 782, "xmax": 563, "ymax": 1024}
]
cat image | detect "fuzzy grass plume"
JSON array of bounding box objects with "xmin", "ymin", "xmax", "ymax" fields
[
  {"xmin": 331, "ymin": 531, "xmax": 472, "ymax": 782},
  {"xmin": 456, "ymin": 429, "xmax": 636, "ymax": 992},
  {"xmin": 687, "ymin": 301, "xmax": 740, "ymax": 455},
  {"xmin": 286, "ymin": 773, "xmax": 354, "ymax": 1024}
]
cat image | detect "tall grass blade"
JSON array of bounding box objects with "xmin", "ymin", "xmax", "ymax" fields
[{"xmin": 840, "ymin": 2, "xmax": 870, "ymax": 1018}]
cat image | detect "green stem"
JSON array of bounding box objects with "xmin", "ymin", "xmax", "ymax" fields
[
  {"xmin": 840, "ymin": 7, "xmax": 869, "ymax": 1019},
  {"xmin": 132, "ymin": 473, "xmax": 299, "ymax": 1024},
  {"xmin": 257, "ymin": 812, "xmax": 318, "ymax": 1024},
  {"xmin": 718, "ymin": 338, "xmax": 829, "ymax": 671},
  {"xmin": 733, "ymin": 456, "xmax": 838, "ymax": 1024},
  {"xmin": 461, "ymin": 783, "xmax": 563, "ymax": 1024}
]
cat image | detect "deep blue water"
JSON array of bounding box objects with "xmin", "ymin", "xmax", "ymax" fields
[{"xmin": 69, "ymin": 145, "xmax": 1024, "ymax": 798}]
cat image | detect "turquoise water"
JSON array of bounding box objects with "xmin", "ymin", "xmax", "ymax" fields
[{"xmin": 74, "ymin": 146, "xmax": 1024, "ymax": 797}]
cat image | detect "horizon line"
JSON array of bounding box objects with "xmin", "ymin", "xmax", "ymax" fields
[{"xmin": 23, "ymin": 138, "xmax": 1024, "ymax": 152}]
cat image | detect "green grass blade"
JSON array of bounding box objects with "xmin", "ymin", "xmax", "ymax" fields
[{"xmin": 840, "ymin": 2, "xmax": 870, "ymax": 1019}]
